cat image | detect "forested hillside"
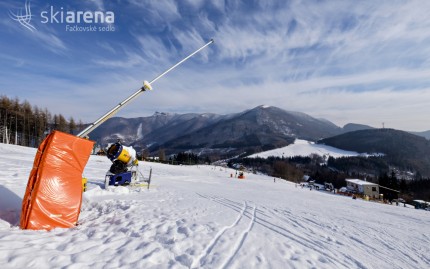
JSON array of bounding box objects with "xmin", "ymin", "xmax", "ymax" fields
[
  {"xmin": 0, "ymin": 95, "xmax": 83, "ymax": 147},
  {"xmin": 319, "ymin": 129, "xmax": 430, "ymax": 177}
]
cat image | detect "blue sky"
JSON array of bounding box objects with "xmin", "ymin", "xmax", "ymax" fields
[{"xmin": 1, "ymin": 0, "xmax": 430, "ymax": 131}]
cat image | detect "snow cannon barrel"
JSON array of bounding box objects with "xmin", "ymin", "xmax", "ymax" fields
[
  {"xmin": 107, "ymin": 142, "xmax": 137, "ymax": 166},
  {"xmin": 107, "ymin": 143, "xmax": 129, "ymax": 163}
]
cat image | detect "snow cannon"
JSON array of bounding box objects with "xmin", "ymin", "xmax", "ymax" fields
[
  {"xmin": 107, "ymin": 142, "xmax": 134, "ymax": 173},
  {"xmin": 20, "ymin": 39, "xmax": 214, "ymax": 230},
  {"xmin": 104, "ymin": 141, "xmax": 151, "ymax": 188},
  {"xmin": 107, "ymin": 142, "xmax": 138, "ymax": 168}
]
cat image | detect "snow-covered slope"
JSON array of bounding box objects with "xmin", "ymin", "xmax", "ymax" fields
[
  {"xmin": 0, "ymin": 143, "xmax": 429, "ymax": 269},
  {"xmin": 249, "ymin": 139, "xmax": 362, "ymax": 159}
]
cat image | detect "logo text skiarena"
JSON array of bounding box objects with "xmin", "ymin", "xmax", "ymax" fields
[
  {"xmin": 41, "ymin": 7, "xmax": 114, "ymax": 24},
  {"xmin": 41, "ymin": 6, "xmax": 115, "ymax": 32},
  {"xmin": 10, "ymin": 1, "xmax": 116, "ymax": 32}
]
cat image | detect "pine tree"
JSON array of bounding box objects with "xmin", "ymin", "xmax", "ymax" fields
[{"xmin": 69, "ymin": 117, "xmax": 76, "ymax": 134}]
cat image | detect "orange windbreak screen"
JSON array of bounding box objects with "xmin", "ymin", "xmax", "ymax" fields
[{"xmin": 20, "ymin": 131, "xmax": 94, "ymax": 230}]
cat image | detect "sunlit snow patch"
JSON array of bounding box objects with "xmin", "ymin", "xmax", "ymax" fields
[{"xmin": 249, "ymin": 139, "xmax": 367, "ymax": 159}]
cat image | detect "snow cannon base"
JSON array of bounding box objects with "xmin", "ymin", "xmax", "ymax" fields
[
  {"xmin": 105, "ymin": 171, "xmax": 135, "ymax": 188},
  {"xmin": 104, "ymin": 167, "xmax": 152, "ymax": 190}
]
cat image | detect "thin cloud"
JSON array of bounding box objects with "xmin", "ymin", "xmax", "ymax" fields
[
  {"xmin": 173, "ymin": 29, "xmax": 210, "ymax": 62},
  {"xmin": 86, "ymin": 0, "xmax": 105, "ymax": 11},
  {"xmin": 33, "ymin": 30, "xmax": 67, "ymax": 54},
  {"xmin": 128, "ymin": 0, "xmax": 181, "ymax": 24},
  {"xmin": 97, "ymin": 42, "xmax": 117, "ymax": 54},
  {"xmin": 92, "ymin": 52, "xmax": 145, "ymax": 68}
]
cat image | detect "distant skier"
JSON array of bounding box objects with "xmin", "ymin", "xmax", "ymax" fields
[{"xmin": 274, "ymin": 178, "xmax": 276, "ymax": 183}]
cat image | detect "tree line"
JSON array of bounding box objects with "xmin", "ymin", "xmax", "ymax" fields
[
  {"xmin": 0, "ymin": 95, "xmax": 84, "ymax": 147},
  {"xmin": 142, "ymin": 150, "xmax": 211, "ymax": 165}
]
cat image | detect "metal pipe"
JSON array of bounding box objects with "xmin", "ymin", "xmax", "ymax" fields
[{"xmin": 77, "ymin": 39, "xmax": 214, "ymax": 138}]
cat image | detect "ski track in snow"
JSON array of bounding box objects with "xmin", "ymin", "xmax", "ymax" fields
[
  {"xmin": 0, "ymin": 143, "xmax": 430, "ymax": 269},
  {"xmin": 191, "ymin": 197, "xmax": 257, "ymax": 269},
  {"xmin": 195, "ymin": 195, "xmax": 353, "ymax": 268}
]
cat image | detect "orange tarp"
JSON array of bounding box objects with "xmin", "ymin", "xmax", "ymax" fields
[{"xmin": 20, "ymin": 131, "xmax": 94, "ymax": 230}]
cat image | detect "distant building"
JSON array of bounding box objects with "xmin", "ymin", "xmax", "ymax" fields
[{"xmin": 345, "ymin": 179, "xmax": 379, "ymax": 198}]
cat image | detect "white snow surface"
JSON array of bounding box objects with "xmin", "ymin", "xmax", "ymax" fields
[
  {"xmin": 0, "ymin": 143, "xmax": 429, "ymax": 269},
  {"xmin": 249, "ymin": 139, "xmax": 362, "ymax": 159}
]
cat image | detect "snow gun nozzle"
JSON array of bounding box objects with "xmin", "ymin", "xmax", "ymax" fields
[{"xmin": 142, "ymin": 80, "xmax": 152, "ymax": 91}]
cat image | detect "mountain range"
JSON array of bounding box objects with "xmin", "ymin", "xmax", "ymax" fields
[
  {"xmin": 89, "ymin": 106, "xmax": 339, "ymax": 155},
  {"xmin": 88, "ymin": 105, "xmax": 430, "ymax": 159}
]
